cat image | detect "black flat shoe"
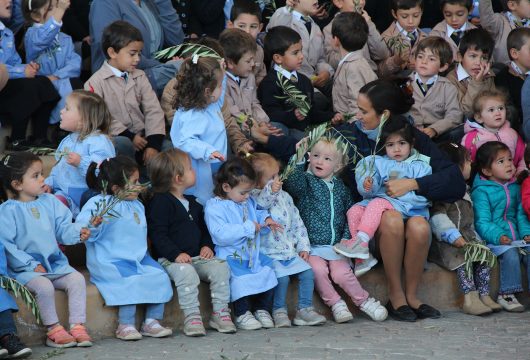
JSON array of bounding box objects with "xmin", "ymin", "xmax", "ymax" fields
[
  {"xmin": 411, "ymin": 304, "xmax": 441, "ymax": 319},
  {"xmin": 386, "ymin": 301, "xmax": 417, "ymax": 322}
]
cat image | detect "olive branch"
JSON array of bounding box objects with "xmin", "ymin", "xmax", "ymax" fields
[
  {"xmin": 154, "ymin": 43, "xmax": 222, "ymax": 61},
  {"xmin": 462, "ymin": 242, "xmax": 496, "ymax": 279},
  {"xmin": 274, "ymin": 71, "xmax": 312, "ymax": 117},
  {"xmin": 0, "ymin": 276, "xmax": 42, "ymax": 324}
]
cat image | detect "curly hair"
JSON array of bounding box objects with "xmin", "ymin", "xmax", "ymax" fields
[{"xmin": 173, "ymin": 57, "xmax": 223, "ymax": 110}]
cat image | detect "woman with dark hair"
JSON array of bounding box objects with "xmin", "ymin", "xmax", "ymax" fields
[{"xmin": 338, "ymin": 79, "xmax": 466, "ymax": 321}]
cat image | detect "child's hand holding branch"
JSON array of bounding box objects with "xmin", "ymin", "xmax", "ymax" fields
[
  {"xmin": 453, "ymin": 237, "xmax": 466, "ymax": 248},
  {"xmin": 271, "ymin": 177, "xmax": 283, "ymax": 193}
]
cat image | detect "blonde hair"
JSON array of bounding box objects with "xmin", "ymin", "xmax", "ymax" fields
[
  {"xmin": 148, "ymin": 148, "xmax": 190, "ymax": 193},
  {"xmin": 315, "ymin": 138, "xmax": 349, "ymax": 171},
  {"xmin": 472, "ymin": 89, "xmax": 508, "ymax": 116},
  {"xmin": 69, "ymin": 90, "xmax": 111, "ymax": 140},
  {"xmin": 247, "ymin": 153, "xmax": 280, "ymax": 186}
]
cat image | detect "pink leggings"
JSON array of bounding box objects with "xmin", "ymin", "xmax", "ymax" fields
[
  {"xmin": 307, "ymin": 256, "xmax": 368, "ymax": 307},
  {"xmin": 347, "ymin": 198, "xmax": 394, "ymax": 239}
]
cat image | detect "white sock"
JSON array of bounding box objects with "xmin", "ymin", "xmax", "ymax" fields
[{"xmin": 357, "ymin": 232, "xmax": 370, "ymax": 243}]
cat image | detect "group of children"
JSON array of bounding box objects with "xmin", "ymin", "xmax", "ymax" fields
[{"xmin": 2, "ymin": 0, "xmax": 530, "ymax": 357}]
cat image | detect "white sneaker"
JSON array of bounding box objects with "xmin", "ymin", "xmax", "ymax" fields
[
  {"xmin": 497, "ymin": 294, "xmax": 525, "ymax": 312},
  {"xmin": 333, "ymin": 239, "xmax": 370, "ymax": 259},
  {"xmin": 0, "ymin": 348, "xmax": 7, "ymax": 359},
  {"xmin": 235, "ymin": 311, "xmax": 262, "ymax": 330},
  {"xmin": 253, "ymin": 310, "xmax": 274, "ymax": 328},
  {"xmin": 331, "ymin": 300, "xmax": 353, "ymax": 323},
  {"xmin": 293, "ymin": 307, "xmax": 326, "ymax": 326},
  {"xmin": 360, "ymin": 297, "xmax": 388, "ymax": 321},
  {"xmin": 272, "ymin": 308, "xmax": 291, "ymax": 328},
  {"xmin": 354, "ymin": 255, "xmax": 378, "ymax": 277}
]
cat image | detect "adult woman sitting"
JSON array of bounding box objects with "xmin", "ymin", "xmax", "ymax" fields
[
  {"xmin": 338, "ymin": 79, "xmax": 466, "ymax": 321},
  {"xmin": 89, "ymin": 0, "xmax": 185, "ymax": 93}
]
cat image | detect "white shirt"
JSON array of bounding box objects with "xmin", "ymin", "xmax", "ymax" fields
[
  {"xmin": 226, "ymin": 71, "xmax": 240, "ymax": 84},
  {"xmin": 446, "ymin": 22, "xmax": 467, "ymax": 38},
  {"xmin": 105, "ymin": 61, "xmax": 129, "ymax": 79},
  {"xmin": 456, "ymin": 63, "xmax": 471, "ymax": 82},
  {"xmin": 396, "ymin": 21, "xmax": 418, "ymax": 42},
  {"xmin": 274, "ymin": 64, "xmax": 298, "ymax": 81}
]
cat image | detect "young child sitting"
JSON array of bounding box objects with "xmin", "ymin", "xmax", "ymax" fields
[
  {"xmin": 331, "ymin": 12, "xmax": 378, "ymax": 116},
  {"xmin": 429, "ymin": 142, "xmax": 501, "ymax": 316},
  {"xmin": 283, "ymin": 136, "xmax": 388, "ymax": 324},
  {"xmin": 76, "ymin": 156, "xmax": 173, "ymax": 341},
  {"xmin": 461, "ymin": 89, "xmax": 526, "ymax": 174},
  {"xmin": 429, "ymin": 0, "xmax": 477, "ymax": 62},
  {"xmin": 334, "ymin": 119, "xmax": 431, "ymax": 277},
  {"xmin": 409, "ymin": 37, "xmax": 463, "ymax": 142},
  {"xmin": 44, "ymin": 90, "xmax": 115, "ymax": 217},
  {"xmin": 379, "ymin": 0, "xmax": 428, "ymax": 77},
  {"xmin": 472, "ymin": 141, "xmax": 530, "ymax": 312},
  {"xmin": 23, "ymin": 0, "xmax": 81, "ymax": 124},
  {"xmin": 248, "ymin": 153, "xmax": 326, "ymax": 328},
  {"xmin": 323, "ymin": 0, "xmax": 389, "ymax": 72},
  {"xmin": 480, "ymin": 0, "xmax": 530, "ymax": 64},
  {"xmin": 258, "ymin": 26, "xmax": 341, "ymax": 140},
  {"xmin": 204, "ymin": 158, "xmax": 280, "ymax": 330},
  {"xmin": 147, "ymin": 149, "xmax": 236, "ymax": 337},
  {"xmin": 85, "ymin": 21, "xmax": 168, "ymax": 167},
  {"xmin": 446, "ymin": 28, "xmax": 496, "ymax": 118},
  {"xmin": 0, "ymin": 152, "xmax": 92, "ymax": 348}
]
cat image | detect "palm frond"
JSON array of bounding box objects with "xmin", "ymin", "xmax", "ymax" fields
[
  {"xmin": 463, "ymin": 242, "xmax": 496, "ymax": 279},
  {"xmin": 154, "ymin": 43, "xmax": 222, "ymax": 61},
  {"xmin": 0, "ymin": 276, "xmax": 42, "ymax": 324},
  {"xmin": 274, "ymin": 72, "xmax": 312, "ymax": 117}
]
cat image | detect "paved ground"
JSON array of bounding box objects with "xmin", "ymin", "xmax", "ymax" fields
[{"xmin": 29, "ymin": 311, "xmax": 530, "ymax": 360}]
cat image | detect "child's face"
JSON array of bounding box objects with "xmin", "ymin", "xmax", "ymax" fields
[
  {"xmin": 442, "ymin": 3, "xmax": 469, "ymax": 30},
  {"xmin": 223, "ymin": 181, "xmax": 254, "ymax": 203},
  {"xmin": 483, "ymin": 149, "xmax": 515, "ymax": 182},
  {"xmin": 122, "ymin": 170, "xmax": 141, "ymax": 200},
  {"xmin": 461, "ymin": 158, "xmax": 472, "ymax": 181},
  {"xmin": 510, "ymin": 38, "xmax": 530, "ymax": 73},
  {"xmin": 208, "ymin": 71, "xmax": 224, "ymax": 104},
  {"xmin": 274, "ymin": 41, "xmax": 304, "ymax": 72},
  {"xmin": 59, "ymin": 96, "xmax": 81, "ymax": 132},
  {"xmin": 229, "ymin": 14, "xmax": 262, "ymax": 39},
  {"xmin": 334, "ymin": 0, "xmax": 366, "ymax": 12},
  {"xmin": 384, "ymin": 134, "xmax": 412, "ymax": 161},
  {"xmin": 460, "ymin": 47, "xmax": 490, "ymax": 77},
  {"xmin": 107, "ymin": 41, "xmax": 143, "ymax": 73},
  {"xmin": 258, "ymin": 161, "xmax": 280, "ymax": 189},
  {"xmin": 294, "ymin": 0, "xmax": 320, "ymax": 16},
  {"xmin": 392, "ymin": 6, "xmax": 423, "ymax": 33},
  {"xmin": 415, "ymin": 48, "xmax": 446, "ymax": 78},
  {"xmin": 509, "ymin": 0, "xmax": 530, "ymax": 20},
  {"xmin": 0, "ymin": 0, "xmax": 12, "ymax": 19},
  {"xmin": 475, "ymin": 97, "xmax": 506, "ymax": 131},
  {"xmin": 177, "ymin": 157, "xmax": 196, "ymax": 190},
  {"xmin": 228, "ymin": 51, "xmax": 255, "ymax": 78},
  {"xmin": 15, "ymin": 161, "xmax": 45, "ymax": 201},
  {"xmin": 308, "ymin": 142, "xmax": 341, "ymax": 181}
]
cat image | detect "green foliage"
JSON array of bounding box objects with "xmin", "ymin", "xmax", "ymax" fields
[
  {"xmin": 0, "ymin": 276, "xmax": 42, "ymax": 324},
  {"xmin": 154, "ymin": 43, "xmax": 222, "ymax": 61},
  {"xmin": 274, "ymin": 71, "xmax": 312, "ymax": 117},
  {"xmin": 463, "ymin": 242, "xmax": 496, "ymax": 279}
]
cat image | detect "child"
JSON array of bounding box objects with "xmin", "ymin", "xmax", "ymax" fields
[
  {"xmin": 44, "ymin": 90, "xmax": 115, "ymax": 216},
  {"xmin": 23, "ymin": 0, "xmax": 81, "ymax": 124},
  {"xmin": 248, "ymin": 153, "xmax": 326, "ymax": 328},
  {"xmin": 379, "ymin": 0, "xmax": 428, "ymax": 77},
  {"xmin": 147, "ymin": 149, "xmax": 236, "ymax": 337},
  {"xmin": 84, "ymin": 21, "xmax": 168, "ymax": 167},
  {"xmin": 227, "ymin": 0, "xmax": 267, "ymax": 85},
  {"xmin": 76, "ymin": 156, "xmax": 173, "ymax": 340},
  {"xmin": 446, "ymin": 28, "xmax": 496, "ymax": 118},
  {"xmin": 430, "ymin": 142, "xmax": 501, "ymax": 315},
  {"xmin": 331, "ymin": 12, "xmax": 378, "ymax": 116},
  {"xmin": 0, "ymin": 0, "xmax": 59, "ymax": 150},
  {"xmin": 204, "ymin": 158, "xmax": 280, "ymax": 330},
  {"xmin": 170, "ymin": 54, "xmax": 227, "ymax": 205},
  {"xmin": 334, "ymin": 120, "xmax": 431, "ymax": 277},
  {"xmin": 409, "ymin": 37, "xmax": 463, "ymax": 141},
  {"xmin": 258, "ymin": 26, "xmax": 341, "ymax": 140},
  {"xmin": 283, "ymin": 136, "xmax": 388, "ymax": 324},
  {"xmin": 472, "ymin": 141, "xmax": 530, "ymax": 312},
  {"xmin": 429, "ymin": 0, "xmax": 477, "ymax": 61},
  {"xmin": 323, "ymin": 0, "xmax": 389, "ymax": 72},
  {"xmin": 461, "ymin": 89, "xmax": 526, "ymax": 174},
  {"xmin": 0, "ymin": 152, "xmax": 92, "ymax": 348},
  {"xmin": 480, "ymin": 0, "xmax": 530, "ymax": 64}
]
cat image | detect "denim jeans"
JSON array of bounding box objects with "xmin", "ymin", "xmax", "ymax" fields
[
  {"xmin": 0, "ymin": 310, "xmax": 16, "ymax": 337},
  {"xmin": 498, "ymin": 248, "xmax": 530, "ymax": 294},
  {"xmin": 232, "ymin": 288, "xmax": 274, "ymax": 317},
  {"xmin": 118, "ymin": 303, "xmax": 165, "ymax": 325},
  {"xmin": 273, "ymin": 269, "xmax": 314, "ymax": 311}
]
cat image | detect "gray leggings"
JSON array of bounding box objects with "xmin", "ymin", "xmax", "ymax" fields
[{"xmin": 26, "ymin": 272, "xmax": 87, "ymax": 326}]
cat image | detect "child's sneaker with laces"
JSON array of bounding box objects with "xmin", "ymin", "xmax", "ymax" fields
[
  {"xmin": 209, "ymin": 308, "xmax": 236, "ymax": 334},
  {"xmin": 331, "ymin": 300, "xmax": 354, "ymax": 323},
  {"xmin": 182, "ymin": 313, "xmax": 206, "ymax": 336},
  {"xmin": 272, "ymin": 308, "xmax": 291, "ymax": 328},
  {"xmin": 497, "ymin": 294, "xmax": 525, "ymax": 312},
  {"xmin": 253, "ymin": 310, "xmax": 274, "ymax": 328},
  {"xmin": 0, "ymin": 333, "xmax": 32, "ymax": 359},
  {"xmin": 235, "ymin": 311, "xmax": 262, "ymax": 330},
  {"xmin": 360, "ymin": 297, "xmax": 388, "ymax": 321},
  {"xmin": 333, "ymin": 239, "xmax": 370, "ymax": 259},
  {"xmin": 354, "ymin": 255, "xmax": 378, "ymax": 277},
  {"xmin": 69, "ymin": 324, "xmax": 93, "ymax": 347},
  {"xmin": 140, "ymin": 320, "xmax": 173, "ymax": 338},
  {"xmin": 46, "ymin": 325, "xmax": 77, "ymax": 348},
  {"xmin": 116, "ymin": 325, "xmax": 142, "ymax": 341},
  {"xmin": 293, "ymin": 307, "xmax": 326, "ymax": 326}
]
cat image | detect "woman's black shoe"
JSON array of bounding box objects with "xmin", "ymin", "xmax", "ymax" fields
[
  {"xmin": 386, "ymin": 301, "xmax": 417, "ymax": 322},
  {"xmin": 411, "ymin": 304, "xmax": 441, "ymax": 319}
]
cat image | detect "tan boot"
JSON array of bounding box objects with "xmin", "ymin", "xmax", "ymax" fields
[
  {"xmin": 480, "ymin": 295, "xmax": 503, "ymax": 312},
  {"xmin": 462, "ymin": 291, "xmax": 492, "ymax": 316}
]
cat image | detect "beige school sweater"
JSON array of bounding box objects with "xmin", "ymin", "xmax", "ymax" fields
[
  {"xmin": 480, "ymin": 0, "xmax": 517, "ymax": 64},
  {"xmin": 429, "ymin": 20, "xmax": 477, "ymax": 62}
]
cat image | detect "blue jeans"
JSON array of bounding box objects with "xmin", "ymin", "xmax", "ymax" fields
[
  {"xmin": 273, "ymin": 269, "xmax": 314, "ymax": 311},
  {"xmin": 498, "ymin": 248, "xmax": 530, "ymax": 294},
  {"xmin": 118, "ymin": 303, "xmax": 165, "ymax": 325},
  {"xmin": 0, "ymin": 310, "xmax": 16, "ymax": 337}
]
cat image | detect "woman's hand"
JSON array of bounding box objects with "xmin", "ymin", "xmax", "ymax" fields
[
  {"xmin": 200, "ymin": 246, "xmax": 214, "ymax": 259},
  {"xmin": 421, "ymin": 127, "xmax": 437, "ymax": 138},
  {"xmin": 385, "ymin": 178, "xmax": 418, "ymax": 198}
]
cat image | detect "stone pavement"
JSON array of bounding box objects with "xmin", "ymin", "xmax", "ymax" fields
[{"xmin": 29, "ymin": 310, "xmax": 530, "ymax": 360}]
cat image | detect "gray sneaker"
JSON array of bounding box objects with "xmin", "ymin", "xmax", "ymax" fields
[
  {"xmin": 272, "ymin": 308, "xmax": 291, "ymax": 328},
  {"xmin": 183, "ymin": 313, "xmax": 206, "ymax": 337},
  {"xmin": 354, "ymin": 254, "xmax": 378, "ymax": 277},
  {"xmin": 333, "ymin": 239, "xmax": 370, "ymax": 259},
  {"xmin": 209, "ymin": 308, "xmax": 237, "ymax": 333},
  {"xmin": 253, "ymin": 310, "xmax": 274, "ymax": 328},
  {"xmin": 293, "ymin": 307, "xmax": 326, "ymax": 326}
]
